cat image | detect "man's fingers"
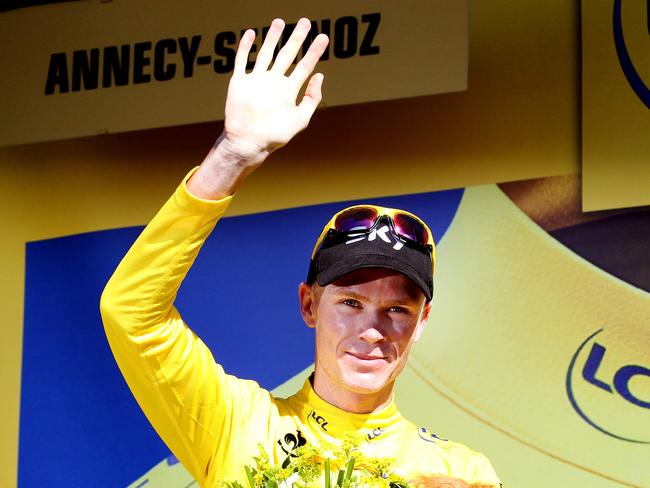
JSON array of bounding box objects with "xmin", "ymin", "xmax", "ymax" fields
[
  {"xmin": 254, "ymin": 19, "xmax": 285, "ymax": 72},
  {"xmin": 272, "ymin": 18, "xmax": 312, "ymax": 74},
  {"xmin": 234, "ymin": 29, "xmax": 255, "ymax": 74},
  {"xmin": 290, "ymin": 33, "xmax": 329, "ymax": 88},
  {"xmin": 297, "ymin": 73, "xmax": 324, "ymax": 124}
]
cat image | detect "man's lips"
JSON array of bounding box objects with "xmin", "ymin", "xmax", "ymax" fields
[{"xmin": 345, "ymin": 352, "xmax": 388, "ymax": 361}]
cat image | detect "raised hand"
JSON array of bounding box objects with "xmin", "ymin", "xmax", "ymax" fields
[
  {"xmin": 225, "ymin": 18, "xmax": 329, "ymax": 156},
  {"xmin": 188, "ymin": 18, "xmax": 329, "ymax": 199}
]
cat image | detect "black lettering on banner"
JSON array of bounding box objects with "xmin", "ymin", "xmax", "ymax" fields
[
  {"xmin": 178, "ymin": 35, "xmax": 201, "ymax": 78},
  {"xmin": 154, "ymin": 38, "xmax": 177, "ymax": 81},
  {"xmin": 72, "ymin": 48, "xmax": 99, "ymax": 91},
  {"xmin": 213, "ymin": 31, "xmax": 236, "ymax": 74},
  {"xmin": 42, "ymin": 12, "xmax": 382, "ymax": 95},
  {"xmin": 102, "ymin": 45, "xmax": 130, "ymax": 88},
  {"xmin": 334, "ymin": 16, "xmax": 358, "ymax": 59},
  {"xmin": 360, "ymin": 13, "xmax": 381, "ymax": 56},
  {"xmin": 133, "ymin": 41, "xmax": 152, "ymax": 84},
  {"xmin": 44, "ymin": 53, "xmax": 69, "ymax": 94}
]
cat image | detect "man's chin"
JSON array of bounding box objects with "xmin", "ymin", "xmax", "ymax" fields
[{"xmin": 339, "ymin": 369, "xmax": 392, "ymax": 395}]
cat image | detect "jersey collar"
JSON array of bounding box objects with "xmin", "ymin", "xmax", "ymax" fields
[{"xmin": 289, "ymin": 374, "xmax": 404, "ymax": 439}]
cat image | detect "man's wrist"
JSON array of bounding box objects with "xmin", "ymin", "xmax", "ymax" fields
[
  {"xmin": 217, "ymin": 132, "xmax": 271, "ymax": 167},
  {"xmin": 187, "ymin": 133, "xmax": 269, "ymax": 200}
]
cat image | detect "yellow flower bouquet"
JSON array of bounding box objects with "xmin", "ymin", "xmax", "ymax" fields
[{"xmin": 219, "ymin": 433, "xmax": 409, "ymax": 488}]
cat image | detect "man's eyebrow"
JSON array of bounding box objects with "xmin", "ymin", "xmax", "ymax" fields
[
  {"xmin": 331, "ymin": 288, "xmax": 419, "ymax": 305},
  {"xmin": 331, "ymin": 289, "xmax": 368, "ymax": 300}
]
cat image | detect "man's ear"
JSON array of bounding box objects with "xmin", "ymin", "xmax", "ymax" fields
[
  {"xmin": 413, "ymin": 301, "xmax": 431, "ymax": 342},
  {"xmin": 298, "ymin": 282, "xmax": 317, "ymax": 329}
]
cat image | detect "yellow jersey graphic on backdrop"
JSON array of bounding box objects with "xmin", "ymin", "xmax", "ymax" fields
[{"xmin": 406, "ymin": 185, "xmax": 649, "ymax": 487}]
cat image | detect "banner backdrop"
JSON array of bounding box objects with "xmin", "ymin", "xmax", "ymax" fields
[
  {"xmin": 19, "ymin": 178, "xmax": 648, "ymax": 487},
  {"xmin": 581, "ymin": 0, "xmax": 650, "ymax": 211},
  {"xmin": 5, "ymin": 1, "xmax": 642, "ymax": 486},
  {"xmin": 0, "ymin": 0, "xmax": 468, "ymax": 146}
]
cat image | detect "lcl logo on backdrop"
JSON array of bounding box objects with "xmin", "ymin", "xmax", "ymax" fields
[
  {"xmin": 566, "ymin": 328, "xmax": 650, "ymax": 443},
  {"xmin": 613, "ymin": 0, "xmax": 650, "ymax": 108}
]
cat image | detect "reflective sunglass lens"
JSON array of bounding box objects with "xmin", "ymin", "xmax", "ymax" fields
[
  {"xmin": 334, "ymin": 207, "xmax": 378, "ymax": 232},
  {"xmin": 393, "ymin": 214, "xmax": 429, "ymax": 244}
]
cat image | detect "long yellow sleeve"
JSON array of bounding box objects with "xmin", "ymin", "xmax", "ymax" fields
[{"xmin": 100, "ymin": 172, "xmax": 270, "ymax": 486}]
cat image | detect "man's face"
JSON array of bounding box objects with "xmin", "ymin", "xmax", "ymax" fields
[{"xmin": 299, "ymin": 268, "xmax": 430, "ymax": 410}]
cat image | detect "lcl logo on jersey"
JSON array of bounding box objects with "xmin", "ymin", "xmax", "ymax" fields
[
  {"xmin": 365, "ymin": 427, "xmax": 386, "ymax": 443},
  {"xmin": 308, "ymin": 410, "xmax": 329, "ymax": 432},
  {"xmin": 346, "ymin": 225, "xmax": 404, "ymax": 251},
  {"xmin": 566, "ymin": 328, "xmax": 650, "ymax": 444},
  {"xmin": 613, "ymin": 0, "xmax": 650, "ymax": 109}
]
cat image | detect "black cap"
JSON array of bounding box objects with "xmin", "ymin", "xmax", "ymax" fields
[{"xmin": 307, "ymin": 223, "xmax": 434, "ymax": 301}]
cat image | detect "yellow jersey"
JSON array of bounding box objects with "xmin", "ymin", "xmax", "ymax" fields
[{"xmin": 100, "ymin": 171, "xmax": 501, "ymax": 488}]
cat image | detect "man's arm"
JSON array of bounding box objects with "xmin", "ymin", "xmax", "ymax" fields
[{"xmin": 100, "ymin": 18, "xmax": 328, "ymax": 485}]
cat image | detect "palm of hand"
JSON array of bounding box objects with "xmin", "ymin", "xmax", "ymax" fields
[
  {"xmin": 221, "ymin": 18, "xmax": 328, "ymax": 158},
  {"xmin": 225, "ymin": 70, "xmax": 308, "ymax": 151}
]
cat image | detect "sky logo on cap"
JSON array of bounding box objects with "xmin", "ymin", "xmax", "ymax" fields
[
  {"xmin": 566, "ymin": 328, "xmax": 650, "ymax": 443},
  {"xmin": 345, "ymin": 225, "xmax": 404, "ymax": 250}
]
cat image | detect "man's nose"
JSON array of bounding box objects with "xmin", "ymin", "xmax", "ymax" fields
[
  {"xmin": 359, "ymin": 326, "xmax": 385, "ymax": 343},
  {"xmin": 358, "ymin": 311, "xmax": 389, "ymax": 343}
]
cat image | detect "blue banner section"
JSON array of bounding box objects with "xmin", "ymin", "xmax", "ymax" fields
[{"xmin": 19, "ymin": 188, "xmax": 463, "ymax": 487}]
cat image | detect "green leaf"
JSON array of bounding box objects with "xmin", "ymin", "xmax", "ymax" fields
[
  {"xmin": 324, "ymin": 459, "xmax": 331, "ymax": 488},
  {"xmin": 389, "ymin": 482, "xmax": 409, "ymax": 488},
  {"xmin": 336, "ymin": 469, "xmax": 345, "ymax": 487},
  {"xmin": 244, "ymin": 465, "xmax": 256, "ymax": 488},
  {"xmin": 344, "ymin": 458, "xmax": 355, "ymax": 481}
]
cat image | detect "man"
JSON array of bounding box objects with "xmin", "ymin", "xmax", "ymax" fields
[{"xmin": 101, "ymin": 18, "xmax": 500, "ymax": 487}]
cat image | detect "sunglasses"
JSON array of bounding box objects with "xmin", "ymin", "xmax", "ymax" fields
[{"xmin": 311, "ymin": 205, "xmax": 435, "ymax": 259}]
